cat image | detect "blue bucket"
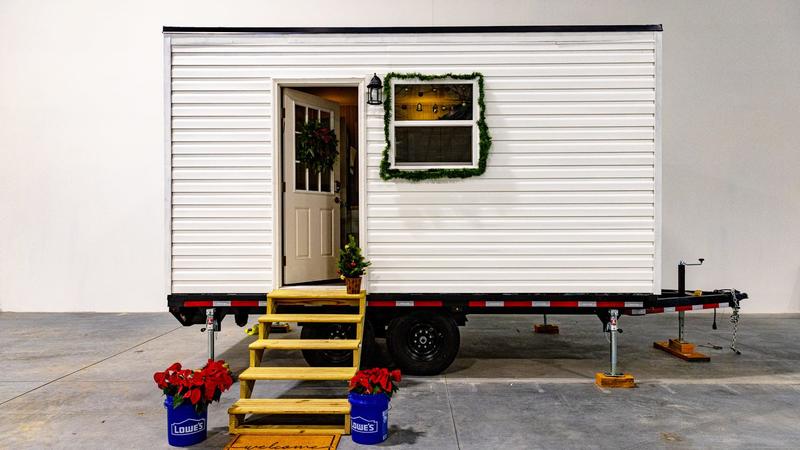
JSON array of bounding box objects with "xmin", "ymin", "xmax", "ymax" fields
[
  {"xmin": 164, "ymin": 396, "xmax": 208, "ymax": 447},
  {"xmin": 348, "ymin": 392, "xmax": 390, "ymax": 445}
]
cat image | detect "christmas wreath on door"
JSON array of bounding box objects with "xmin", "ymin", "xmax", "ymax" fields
[{"xmin": 297, "ymin": 121, "xmax": 339, "ymax": 173}]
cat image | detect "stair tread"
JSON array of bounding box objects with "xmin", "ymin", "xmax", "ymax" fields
[
  {"xmin": 229, "ymin": 398, "xmax": 350, "ymax": 415},
  {"xmin": 268, "ymin": 288, "xmax": 365, "ymax": 300},
  {"xmin": 239, "ymin": 367, "xmax": 357, "ymax": 381},
  {"xmin": 259, "ymin": 313, "xmax": 363, "ymax": 324},
  {"xmin": 250, "ymin": 339, "xmax": 360, "ymax": 350},
  {"xmin": 230, "ymin": 424, "xmax": 346, "ymax": 435}
]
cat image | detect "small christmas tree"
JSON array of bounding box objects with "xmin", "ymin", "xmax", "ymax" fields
[{"xmin": 337, "ymin": 235, "xmax": 371, "ymax": 279}]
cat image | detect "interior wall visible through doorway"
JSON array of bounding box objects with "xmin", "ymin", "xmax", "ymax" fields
[{"xmin": 292, "ymin": 87, "xmax": 360, "ymax": 248}]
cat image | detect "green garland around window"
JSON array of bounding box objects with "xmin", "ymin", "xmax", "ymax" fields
[{"xmin": 379, "ymin": 72, "xmax": 492, "ymax": 181}]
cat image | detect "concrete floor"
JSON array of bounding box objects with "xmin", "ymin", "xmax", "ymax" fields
[{"xmin": 1, "ymin": 311, "xmax": 800, "ymax": 449}]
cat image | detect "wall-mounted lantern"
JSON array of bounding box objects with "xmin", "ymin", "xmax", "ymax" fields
[{"xmin": 367, "ymin": 73, "xmax": 383, "ymax": 105}]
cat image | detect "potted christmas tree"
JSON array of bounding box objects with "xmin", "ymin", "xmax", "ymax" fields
[{"xmin": 337, "ymin": 235, "xmax": 371, "ymax": 294}]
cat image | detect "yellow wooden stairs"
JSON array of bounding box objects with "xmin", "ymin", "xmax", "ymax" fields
[{"xmin": 228, "ymin": 288, "xmax": 366, "ymax": 435}]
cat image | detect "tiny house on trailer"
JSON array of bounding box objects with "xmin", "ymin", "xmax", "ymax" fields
[{"xmin": 165, "ymin": 25, "xmax": 746, "ymax": 376}]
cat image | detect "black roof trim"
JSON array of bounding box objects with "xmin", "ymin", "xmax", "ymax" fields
[{"xmin": 163, "ymin": 25, "xmax": 662, "ymax": 34}]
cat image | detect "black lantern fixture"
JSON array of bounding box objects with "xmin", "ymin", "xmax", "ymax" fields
[{"xmin": 367, "ymin": 73, "xmax": 383, "ymax": 105}]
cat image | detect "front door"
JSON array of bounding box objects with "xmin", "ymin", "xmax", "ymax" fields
[{"xmin": 283, "ymin": 89, "xmax": 341, "ymax": 284}]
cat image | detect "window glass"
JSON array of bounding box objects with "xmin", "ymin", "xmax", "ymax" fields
[
  {"xmin": 294, "ymin": 104, "xmax": 307, "ymax": 190},
  {"xmin": 294, "ymin": 105, "xmax": 305, "ymax": 130},
  {"xmin": 394, "ymin": 84, "xmax": 473, "ymax": 121},
  {"xmin": 295, "ymin": 160, "xmax": 307, "ymax": 190},
  {"xmin": 394, "ymin": 126, "xmax": 472, "ymax": 164},
  {"xmin": 321, "ymin": 170, "xmax": 331, "ymax": 192},
  {"xmin": 320, "ymin": 110, "xmax": 331, "ymax": 128},
  {"xmin": 308, "ymin": 108, "xmax": 319, "ymax": 122},
  {"xmin": 308, "ymin": 168, "xmax": 319, "ymax": 191}
]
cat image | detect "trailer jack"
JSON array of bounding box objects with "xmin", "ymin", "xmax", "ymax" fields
[
  {"xmin": 201, "ymin": 308, "xmax": 219, "ymax": 360},
  {"xmin": 595, "ymin": 309, "xmax": 635, "ymax": 388},
  {"xmin": 533, "ymin": 314, "xmax": 559, "ymax": 334},
  {"xmin": 654, "ymin": 259, "xmax": 711, "ymax": 362}
]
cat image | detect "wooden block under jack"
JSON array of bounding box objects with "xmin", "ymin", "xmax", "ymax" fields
[
  {"xmin": 653, "ymin": 339, "xmax": 710, "ymax": 362},
  {"xmin": 269, "ymin": 322, "xmax": 291, "ymax": 333},
  {"xmin": 533, "ymin": 324, "xmax": 560, "ymax": 334},
  {"xmin": 595, "ymin": 372, "xmax": 636, "ymax": 388}
]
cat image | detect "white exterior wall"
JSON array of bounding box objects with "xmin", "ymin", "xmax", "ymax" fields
[{"xmin": 167, "ymin": 31, "xmax": 661, "ymax": 294}]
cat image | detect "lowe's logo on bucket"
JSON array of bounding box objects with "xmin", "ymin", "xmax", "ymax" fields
[
  {"xmin": 351, "ymin": 416, "xmax": 378, "ymax": 433},
  {"xmin": 171, "ymin": 418, "xmax": 206, "ymax": 436}
]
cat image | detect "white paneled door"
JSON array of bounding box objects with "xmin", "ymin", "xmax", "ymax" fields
[{"xmin": 283, "ymin": 89, "xmax": 341, "ymax": 284}]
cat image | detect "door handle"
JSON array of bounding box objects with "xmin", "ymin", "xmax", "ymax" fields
[{"xmin": 334, "ymin": 197, "xmax": 340, "ymax": 204}]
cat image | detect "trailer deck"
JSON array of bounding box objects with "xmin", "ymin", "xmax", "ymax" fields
[{"xmin": 168, "ymin": 289, "xmax": 747, "ymax": 326}]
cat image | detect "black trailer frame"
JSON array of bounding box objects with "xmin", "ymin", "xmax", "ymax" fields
[{"xmin": 168, "ymin": 289, "xmax": 746, "ymax": 326}]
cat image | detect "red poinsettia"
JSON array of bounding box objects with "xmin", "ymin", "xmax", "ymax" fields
[
  {"xmin": 349, "ymin": 368, "xmax": 401, "ymax": 398},
  {"xmin": 154, "ymin": 359, "xmax": 234, "ymax": 413}
]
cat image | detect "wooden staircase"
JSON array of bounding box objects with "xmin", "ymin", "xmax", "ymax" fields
[{"xmin": 228, "ymin": 288, "xmax": 365, "ymax": 435}]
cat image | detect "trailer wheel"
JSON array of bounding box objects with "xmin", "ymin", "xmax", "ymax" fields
[
  {"xmin": 387, "ymin": 311, "xmax": 460, "ymax": 376},
  {"xmin": 300, "ymin": 321, "xmax": 374, "ymax": 367}
]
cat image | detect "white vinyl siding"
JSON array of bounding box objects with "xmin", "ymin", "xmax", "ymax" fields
[
  {"xmin": 169, "ymin": 53, "xmax": 273, "ymax": 293},
  {"xmin": 167, "ymin": 31, "xmax": 660, "ymax": 295}
]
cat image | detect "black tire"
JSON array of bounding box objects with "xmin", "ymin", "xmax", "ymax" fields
[
  {"xmin": 387, "ymin": 311, "xmax": 460, "ymax": 376},
  {"xmin": 300, "ymin": 321, "xmax": 375, "ymax": 367}
]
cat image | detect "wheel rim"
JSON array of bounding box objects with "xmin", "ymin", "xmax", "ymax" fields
[
  {"xmin": 320, "ymin": 324, "xmax": 352, "ymax": 364},
  {"xmin": 406, "ymin": 321, "xmax": 443, "ymax": 361}
]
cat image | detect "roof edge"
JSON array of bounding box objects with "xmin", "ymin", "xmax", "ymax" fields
[{"xmin": 162, "ymin": 25, "xmax": 663, "ymax": 34}]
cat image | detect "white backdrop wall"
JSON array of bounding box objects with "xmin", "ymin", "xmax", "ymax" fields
[{"xmin": 1, "ymin": 0, "xmax": 798, "ymax": 312}]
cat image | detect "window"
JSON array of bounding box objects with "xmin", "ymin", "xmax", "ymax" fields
[
  {"xmin": 390, "ymin": 80, "xmax": 479, "ymax": 169},
  {"xmin": 294, "ymin": 104, "xmax": 334, "ymax": 193}
]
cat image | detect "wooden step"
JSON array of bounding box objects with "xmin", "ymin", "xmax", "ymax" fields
[
  {"xmin": 259, "ymin": 313, "xmax": 363, "ymax": 324},
  {"xmin": 250, "ymin": 339, "xmax": 360, "ymax": 351},
  {"xmin": 230, "ymin": 424, "xmax": 346, "ymax": 436},
  {"xmin": 229, "ymin": 398, "xmax": 350, "ymax": 415},
  {"xmin": 268, "ymin": 288, "xmax": 365, "ymax": 301},
  {"xmin": 238, "ymin": 366, "xmax": 357, "ymax": 381}
]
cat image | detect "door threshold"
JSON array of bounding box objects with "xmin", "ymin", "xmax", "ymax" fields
[{"xmin": 280, "ymin": 282, "xmax": 343, "ymax": 290}]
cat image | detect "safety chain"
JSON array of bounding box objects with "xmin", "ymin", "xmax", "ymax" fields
[{"xmin": 729, "ymin": 289, "xmax": 742, "ymax": 355}]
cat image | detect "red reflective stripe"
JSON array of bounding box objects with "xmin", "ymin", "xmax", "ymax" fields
[
  {"xmin": 647, "ymin": 307, "xmax": 664, "ymax": 313},
  {"xmin": 504, "ymin": 301, "xmax": 530, "ymax": 308},
  {"xmin": 468, "ymin": 300, "xmax": 486, "ymax": 307},
  {"xmin": 368, "ymin": 301, "xmax": 396, "ymax": 307},
  {"xmin": 415, "ymin": 300, "xmax": 443, "ymax": 307},
  {"xmin": 184, "ymin": 301, "xmax": 212, "ymax": 307},
  {"xmin": 703, "ymin": 303, "xmax": 720, "ymax": 309},
  {"xmin": 552, "ymin": 301, "xmax": 579, "ymax": 308},
  {"xmin": 675, "ymin": 305, "xmax": 693, "ymax": 312},
  {"xmin": 231, "ymin": 300, "xmax": 259, "ymax": 307},
  {"xmin": 597, "ymin": 301, "xmax": 626, "ymax": 308}
]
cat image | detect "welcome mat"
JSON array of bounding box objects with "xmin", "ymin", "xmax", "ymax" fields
[{"xmin": 224, "ymin": 434, "xmax": 340, "ymax": 450}]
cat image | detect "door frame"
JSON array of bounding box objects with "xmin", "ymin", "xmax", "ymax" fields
[{"xmin": 272, "ymin": 78, "xmax": 367, "ymax": 289}]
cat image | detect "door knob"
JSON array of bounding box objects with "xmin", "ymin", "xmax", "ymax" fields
[{"xmin": 334, "ymin": 197, "xmax": 340, "ymax": 204}]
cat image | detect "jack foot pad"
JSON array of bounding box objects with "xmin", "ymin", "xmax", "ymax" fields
[
  {"xmin": 595, "ymin": 372, "xmax": 636, "ymax": 388},
  {"xmin": 534, "ymin": 324, "xmax": 560, "ymax": 334},
  {"xmin": 654, "ymin": 339, "xmax": 710, "ymax": 362}
]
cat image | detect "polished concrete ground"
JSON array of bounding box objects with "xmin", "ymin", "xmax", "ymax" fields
[{"xmin": 1, "ymin": 311, "xmax": 799, "ymax": 449}]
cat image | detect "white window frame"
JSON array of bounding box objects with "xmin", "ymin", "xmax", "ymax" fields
[{"xmin": 389, "ymin": 78, "xmax": 480, "ymax": 170}]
